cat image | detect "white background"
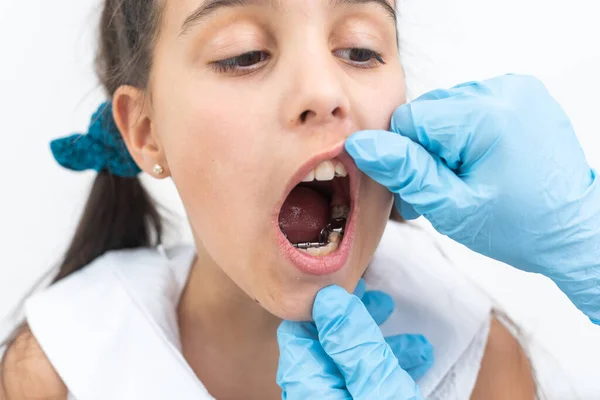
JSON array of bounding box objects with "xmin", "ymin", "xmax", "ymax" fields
[{"xmin": 1, "ymin": 0, "xmax": 599, "ymax": 387}]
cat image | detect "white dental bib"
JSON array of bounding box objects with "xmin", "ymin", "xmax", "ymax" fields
[{"xmin": 25, "ymin": 221, "xmax": 492, "ymax": 399}]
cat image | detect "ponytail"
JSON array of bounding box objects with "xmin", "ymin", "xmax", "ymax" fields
[{"xmin": 53, "ymin": 172, "xmax": 162, "ymax": 283}]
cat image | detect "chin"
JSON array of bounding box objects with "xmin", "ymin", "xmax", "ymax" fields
[{"xmin": 261, "ymin": 266, "xmax": 365, "ymax": 322}]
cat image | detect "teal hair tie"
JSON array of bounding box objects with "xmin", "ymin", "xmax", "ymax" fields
[{"xmin": 50, "ymin": 102, "xmax": 142, "ymax": 178}]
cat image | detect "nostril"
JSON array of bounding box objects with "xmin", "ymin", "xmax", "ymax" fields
[
  {"xmin": 331, "ymin": 106, "xmax": 342, "ymax": 118},
  {"xmin": 298, "ymin": 106, "xmax": 343, "ymax": 124},
  {"xmin": 300, "ymin": 110, "xmax": 310, "ymax": 123}
]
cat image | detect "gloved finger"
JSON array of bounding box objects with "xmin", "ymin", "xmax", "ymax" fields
[
  {"xmin": 345, "ymin": 130, "xmax": 471, "ymax": 222},
  {"xmin": 354, "ymin": 283, "xmax": 433, "ymax": 380},
  {"xmin": 353, "ymin": 278, "xmax": 367, "ymax": 299},
  {"xmin": 277, "ymin": 320, "xmax": 351, "ymax": 400},
  {"xmin": 360, "ymin": 290, "xmax": 395, "ymax": 326},
  {"xmin": 395, "ymin": 194, "xmax": 420, "ymax": 221},
  {"xmin": 384, "ymin": 334, "xmax": 434, "ymax": 382},
  {"xmin": 355, "ymin": 278, "xmax": 396, "ymax": 327},
  {"xmin": 405, "ymin": 362, "xmax": 434, "ymax": 384},
  {"xmin": 313, "ymin": 286, "xmax": 423, "ymax": 400}
]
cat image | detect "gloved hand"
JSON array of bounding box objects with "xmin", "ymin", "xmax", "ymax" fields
[
  {"xmin": 277, "ymin": 280, "xmax": 432, "ymax": 399},
  {"xmin": 345, "ymin": 74, "xmax": 600, "ymax": 323}
]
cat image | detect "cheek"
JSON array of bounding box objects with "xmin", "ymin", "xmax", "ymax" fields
[
  {"xmin": 348, "ymin": 70, "xmax": 403, "ymax": 259},
  {"xmin": 357, "ymin": 70, "xmax": 406, "ymax": 128},
  {"xmin": 155, "ymin": 92, "xmax": 277, "ymax": 288},
  {"xmin": 156, "ymin": 82, "xmax": 271, "ymax": 223},
  {"xmin": 357, "ymin": 178, "xmax": 394, "ymax": 259}
]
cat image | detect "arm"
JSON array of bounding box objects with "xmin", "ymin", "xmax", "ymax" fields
[{"xmin": 0, "ymin": 326, "xmax": 67, "ymax": 400}]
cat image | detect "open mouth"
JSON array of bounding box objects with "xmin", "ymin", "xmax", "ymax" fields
[
  {"xmin": 279, "ymin": 159, "xmax": 350, "ymax": 256},
  {"xmin": 275, "ymin": 147, "xmax": 358, "ymax": 275}
]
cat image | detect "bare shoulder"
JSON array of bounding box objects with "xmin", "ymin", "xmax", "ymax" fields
[
  {"xmin": 471, "ymin": 317, "xmax": 536, "ymax": 400},
  {"xmin": 0, "ymin": 326, "xmax": 67, "ymax": 400}
]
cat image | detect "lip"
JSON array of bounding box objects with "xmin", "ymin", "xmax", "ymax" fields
[{"xmin": 273, "ymin": 142, "xmax": 360, "ymax": 276}]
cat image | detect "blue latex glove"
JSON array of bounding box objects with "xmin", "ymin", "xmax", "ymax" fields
[
  {"xmin": 277, "ymin": 281, "xmax": 431, "ymax": 400},
  {"xmin": 345, "ymin": 74, "xmax": 600, "ymax": 323}
]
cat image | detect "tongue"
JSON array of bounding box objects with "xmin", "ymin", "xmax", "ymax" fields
[{"xmin": 279, "ymin": 186, "xmax": 330, "ymax": 244}]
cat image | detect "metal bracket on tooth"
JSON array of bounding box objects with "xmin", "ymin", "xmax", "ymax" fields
[
  {"xmin": 294, "ymin": 218, "xmax": 346, "ymax": 250},
  {"xmin": 319, "ymin": 217, "xmax": 346, "ymax": 241},
  {"xmin": 327, "ymin": 217, "xmax": 346, "ymax": 234},
  {"xmin": 294, "ymin": 242, "xmax": 327, "ymax": 249},
  {"xmin": 287, "ymin": 230, "xmax": 327, "ymax": 249},
  {"xmin": 292, "ymin": 217, "xmax": 347, "ymax": 249}
]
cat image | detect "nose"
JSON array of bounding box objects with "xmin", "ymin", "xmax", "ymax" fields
[{"xmin": 281, "ymin": 47, "xmax": 351, "ymax": 130}]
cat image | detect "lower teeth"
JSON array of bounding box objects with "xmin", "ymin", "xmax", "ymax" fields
[
  {"xmin": 297, "ymin": 230, "xmax": 341, "ymax": 256},
  {"xmin": 301, "ymin": 238, "xmax": 339, "ymax": 256}
]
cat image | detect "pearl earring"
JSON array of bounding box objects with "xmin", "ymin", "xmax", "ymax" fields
[{"xmin": 153, "ymin": 164, "xmax": 165, "ymax": 176}]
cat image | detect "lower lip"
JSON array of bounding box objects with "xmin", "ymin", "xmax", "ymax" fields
[{"xmin": 276, "ymin": 188, "xmax": 359, "ymax": 276}]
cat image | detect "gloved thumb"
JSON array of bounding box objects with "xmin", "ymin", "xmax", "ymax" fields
[{"xmin": 345, "ymin": 129, "xmax": 470, "ymax": 223}]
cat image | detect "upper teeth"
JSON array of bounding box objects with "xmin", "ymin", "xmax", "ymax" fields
[{"xmin": 303, "ymin": 160, "xmax": 348, "ymax": 182}]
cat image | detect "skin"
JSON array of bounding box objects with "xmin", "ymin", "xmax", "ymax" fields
[
  {"xmin": 472, "ymin": 318, "xmax": 536, "ymax": 400},
  {"xmin": 0, "ymin": 1, "xmax": 534, "ymax": 399}
]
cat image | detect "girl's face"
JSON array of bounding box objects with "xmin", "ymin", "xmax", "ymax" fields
[{"xmin": 149, "ymin": 0, "xmax": 404, "ymax": 320}]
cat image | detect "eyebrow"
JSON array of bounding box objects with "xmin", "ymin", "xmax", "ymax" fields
[
  {"xmin": 179, "ymin": 0, "xmax": 397, "ymax": 36},
  {"xmin": 333, "ymin": 0, "xmax": 396, "ymax": 21}
]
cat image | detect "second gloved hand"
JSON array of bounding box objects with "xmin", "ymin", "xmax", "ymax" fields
[
  {"xmin": 345, "ymin": 74, "xmax": 600, "ymax": 322},
  {"xmin": 277, "ymin": 281, "xmax": 432, "ymax": 400}
]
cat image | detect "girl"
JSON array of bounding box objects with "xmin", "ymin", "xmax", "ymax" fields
[{"xmin": 1, "ymin": 0, "xmax": 535, "ymax": 399}]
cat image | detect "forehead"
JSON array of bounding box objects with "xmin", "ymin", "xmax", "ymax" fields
[{"xmin": 161, "ymin": 0, "xmax": 397, "ymax": 34}]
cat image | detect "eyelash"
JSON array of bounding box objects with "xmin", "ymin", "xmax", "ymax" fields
[
  {"xmin": 210, "ymin": 48, "xmax": 386, "ymax": 75},
  {"xmin": 211, "ymin": 51, "xmax": 269, "ymax": 74},
  {"xmin": 334, "ymin": 48, "xmax": 386, "ymax": 68}
]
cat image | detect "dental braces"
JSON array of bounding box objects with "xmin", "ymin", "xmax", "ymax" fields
[{"xmin": 292, "ymin": 217, "xmax": 347, "ymax": 249}]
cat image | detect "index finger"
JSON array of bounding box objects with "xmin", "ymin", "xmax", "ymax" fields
[
  {"xmin": 277, "ymin": 320, "xmax": 351, "ymax": 400},
  {"xmin": 313, "ymin": 286, "xmax": 423, "ymax": 400}
]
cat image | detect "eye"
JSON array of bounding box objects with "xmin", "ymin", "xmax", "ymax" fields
[
  {"xmin": 211, "ymin": 51, "xmax": 270, "ymax": 74},
  {"xmin": 334, "ymin": 48, "xmax": 386, "ymax": 68}
]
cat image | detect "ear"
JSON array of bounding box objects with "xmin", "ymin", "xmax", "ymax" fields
[{"xmin": 112, "ymin": 86, "xmax": 170, "ymax": 178}]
